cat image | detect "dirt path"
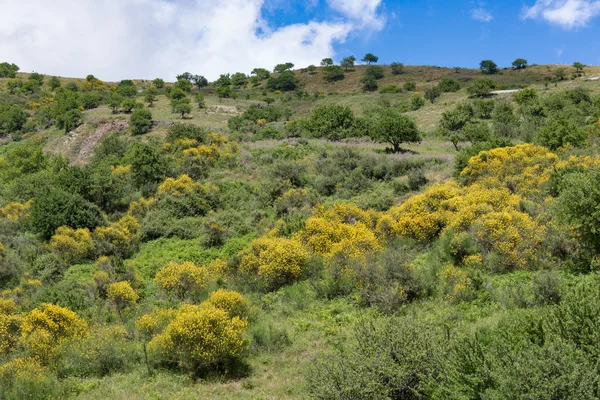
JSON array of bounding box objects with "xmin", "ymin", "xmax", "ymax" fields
[{"xmin": 72, "ymin": 119, "xmax": 128, "ymax": 164}]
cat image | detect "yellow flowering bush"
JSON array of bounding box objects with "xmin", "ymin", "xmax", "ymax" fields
[
  {"xmin": 110, "ymin": 164, "xmax": 132, "ymax": 176},
  {"xmin": 0, "ymin": 297, "xmax": 16, "ymax": 315},
  {"xmin": 94, "ymin": 215, "xmax": 140, "ymax": 258},
  {"xmin": 0, "ymin": 200, "xmax": 32, "ymax": 222},
  {"xmin": 136, "ymin": 308, "xmax": 177, "ymax": 340},
  {"xmin": 21, "ymin": 303, "xmax": 88, "ymax": 361},
  {"xmin": 156, "ymin": 174, "xmax": 219, "ymax": 217},
  {"xmin": 459, "ymin": 144, "xmax": 559, "ymax": 197},
  {"xmin": 239, "ymin": 237, "xmax": 308, "ymax": 290},
  {"xmin": 48, "ymin": 226, "xmax": 94, "ymax": 263},
  {"xmin": 472, "ymin": 210, "xmax": 544, "ymax": 270},
  {"xmin": 128, "ymin": 196, "xmax": 155, "ymax": 218},
  {"xmin": 0, "ymin": 313, "xmax": 22, "ymax": 354},
  {"xmin": 0, "ymin": 357, "xmax": 58, "ymax": 399},
  {"xmin": 107, "ymin": 281, "xmax": 139, "ymax": 312},
  {"xmin": 148, "ymin": 304, "xmax": 247, "ymax": 373},
  {"xmin": 381, "ymin": 182, "xmax": 460, "ymax": 242},
  {"xmin": 205, "ymin": 289, "xmax": 250, "ymax": 319},
  {"xmin": 296, "ymin": 203, "xmax": 381, "ymax": 260},
  {"xmin": 154, "ymin": 261, "xmax": 211, "ymax": 300}
]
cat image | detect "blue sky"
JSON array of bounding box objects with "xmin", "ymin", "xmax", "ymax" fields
[
  {"xmin": 0, "ymin": 0, "xmax": 599, "ymax": 80},
  {"xmin": 266, "ymin": 0, "xmax": 600, "ymax": 69}
]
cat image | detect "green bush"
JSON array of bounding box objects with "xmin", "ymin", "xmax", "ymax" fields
[
  {"xmin": 437, "ymin": 77, "xmax": 460, "ymax": 92},
  {"xmin": 537, "ymin": 116, "xmax": 586, "ymax": 150},
  {"xmin": 322, "ymin": 65, "xmax": 344, "ymax": 82},
  {"xmin": 304, "ymin": 104, "xmax": 359, "ymax": 140},
  {"xmin": 467, "ymin": 78, "xmax": 495, "ymax": 97},
  {"xmin": 129, "ymin": 107, "xmax": 152, "ymax": 135},
  {"xmin": 166, "ymin": 123, "xmax": 208, "ymax": 144},
  {"xmin": 379, "ymin": 84, "xmax": 402, "ymax": 93}
]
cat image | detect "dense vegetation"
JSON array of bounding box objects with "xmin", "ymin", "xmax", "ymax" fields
[{"xmin": 1, "ymin": 58, "xmax": 600, "ymax": 399}]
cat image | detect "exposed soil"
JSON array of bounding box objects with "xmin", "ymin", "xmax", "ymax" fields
[{"xmin": 72, "ymin": 119, "xmax": 128, "ymax": 164}]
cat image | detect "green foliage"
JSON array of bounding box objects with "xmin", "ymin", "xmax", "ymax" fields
[
  {"xmin": 144, "ymin": 87, "xmax": 158, "ymax": 106},
  {"xmin": 512, "ymin": 58, "xmax": 528, "ymax": 69},
  {"xmin": 121, "ymin": 98, "xmax": 137, "ymax": 113},
  {"xmin": 303, "ymin": 104, "xmax": 360, "ymax": 140},
  {"xmin": 152, "ymin": 78, "xmax": 165, "ymax": 89},
  {"xmin": 341, "ymin": 56, "xmax": 356, "ymax": 71},
  {"xmin": 0, "ymin": 105, "xmax": 27, "ymax": 134},
  {"xmin": 438, "ymin": 77, "xmax": 460, "ymax": 92},
  {"xmin": 130, "ymin": 107, "xmax": 153, "ymax": 135},
  {"xmin": 364, "ymin": 65, "xmax": 384, "ymax": 79},
  {"xmin": 403, "ymin": 81, "xmax": 416, "ymax": 91},
  {"xmin": 231, "ymin": 72, "xmax": 248, "ymax": 88},
  {"xmin": 266, "ymin": 70, "xmax": 297, "ymax": 92},
  {"xmin": 172, "ymin": 98, "xmax": 192, "ymax": 118},
  {"xmin": 514, "ymin": 88, "xmax": 538, "ymax": 105},
  {"xmin": 425, "ymin": 86, "xmax": 441, "ymax": 103},
  {"xmin": 368, "ymin": 107, "xmax": 421, "ymax": 153},
  {"xmin": 379, "ymin": 84, "xmax": 402, "ymax": 93},
  {"xmin": 361, "ymin": 53, "xmax": 378, "ymax": 64},
  {"xmin": 175, "ymin": 78, "xmax": 192, "ymax": 93},
  {"xmin": 116, "ymin": 79, "xmax": 137, "ymax": 97},
  {"xmin": 467, "ymin": 78, "xmax": 495, "ymax": 97},
  {"xmin": 80, "ymin": 91, "xmax": 101, "ymax": 110},
  {"xmin": 573, "ymin": 61, "xmax": 585, "ymax": 73},
  {"xmin": 360, "ymin": 76, "xmax": 378, "ymax": 92},
  {"xmin": 273, "ymin": 62, "xmax": 294, "ymax": 73},
  {"xmin": 322, "ymin": 65, "xmax": 344, "ymax": 82},
  {"xmin": 479, "ymin": 59, "xmax": 498, "ymax": 74},
  {"xmin": 123, "ymin": 141, "xmax": 167, "ymax": 191},
  {"xmin": 320, "ymin": 58, "xmax": 333, "ymax": 66},
  {"xmin": 0, "ymin": 62, "xmax": 19, "ymax": 78},
  {"xmin": 537, "ymin": 116, "xmax": 586, "ymax": 150},
  {"xmin": 29, "ymin": 187, "xmax": 104, "ymax": 239},
  {"xmin": 166, "ymin": 123, "xmax": 207, "ymax": 143},
  {"xmin": 390, "ymin": 62, "xmax": 404, "ymax": 75}
]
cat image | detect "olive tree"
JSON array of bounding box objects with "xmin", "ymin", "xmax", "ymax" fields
[{"xmin": 369, "ymin": 108, "xmax": 421, "ymax": 153}]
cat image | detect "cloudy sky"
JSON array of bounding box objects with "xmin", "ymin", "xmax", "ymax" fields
[{"xmin": 0, "ymin": 0, "xmax": 599, "ymax": 81}]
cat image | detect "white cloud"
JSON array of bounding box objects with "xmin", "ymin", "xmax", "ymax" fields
[
  {"xmin": 327, "ymin": 0, "xmax": 385, "ymax": 29},
  {"xmin": 0, "ymin": 0, "xmax": 384, "ymax": 81},
  {"xmin": 471, "ymin": 7, "xmax": 494, "ymax": 22},
  {"xmin": 522, "ymin": 0, "xmax": 600, "ymax": 29}
]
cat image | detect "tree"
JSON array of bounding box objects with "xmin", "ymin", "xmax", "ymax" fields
[
  {"xmin": 108, "ymin": 93, "xmax": 124, "ymax": 114},
  {"xmin": 195, "ymin": 93, "xmax": 206, "ymax": 110},
  {"xmin": 404, "ymin": 81, "xmax": 416, "ymax": 91},
  {"xmin": 266, "ymin": 71, "xmax": 297, "ymax": 91},
  {"xmin": 172, "ymin": 98, "xmax": 192, "ymax": 118},
  {"xmin": 175, "ymin": 78, "xmax": 192, "ymax": 93},
  {"xmin": 230, "ymin": 72, "xmax": 248, "ymax": 88},
  {"xmin": 144, "ymin": 87, "xmax": 158, "ymax": 107},
  {"xmin": 28, "ymin": 72, "xmax": 44, "ymax": 87},
  {"xmin": 121, "ymin": 98, "xmax": 137, "ymax": 113},
  {"xmin": 0, "ymin": 62, "xmax": 19, "ymax": 78},
  {"xmin": 390, "ymin": 62, "xmax": 404, "ymax": 75},
  {"xmin": 425, "ymin": 86, "xmax": 441, "ymax": 103},
  {"xmin": 479, "ymin": 60, "xmax": 498, "ymax": 74},
  {"xmin": 467, "ymin": 78, "xmax": 496, "ymax": 97},
  {"xmin": 573, "ymin": 61, "xmax": 585, "ymax": 74},
  {"xmin": 341, "ymin": 56, "xmax": 356, "ymax": 71},
  {"xmin": 369, "ymin": 108, "xmax": 421, "ymax": 153},
  {"xmin": 323, "ymin": 65, "xmax": 345, "ymax": 82},
  {"xmin": 176, "ymin": 72, "xmax": 193, "ymax": 81},
  {"xmin": 191, "ymin": 74, "xmax": 208, "ymax": 89},
  {"xmin": 321, "ymin": 58, "xmax": 334, "ymax": 66},
  {"xmin": 116, "ymin": 80, "xmax": 137, "ymax": 97},
  {"xmin": 512, "ymin": 58, "xmax": 528, "ymax": 69},
  {"xmin": 48, "ymin": 76, "xmax": 61, "ymax": 91},
  {"xmin": 152, "ymin": 78, "xmax": 165, "ymax": 89},
  {"xmin": 123, "ymin": 141, "xmax": 167, "ymax": 190},
  {"xmin": 251, "ymin": 68, "xmax": 270, "ymax": 80},
  {"xmin": 273, "ymin": 62, "xmax": 294, "ymax": 73},
  {"xmin": 362, "ymin": 53, "xmax": 379, "ymax": 64},
  {"xmin": 130, "ymin": 107, "xmax": 153, "ymax": 135}
]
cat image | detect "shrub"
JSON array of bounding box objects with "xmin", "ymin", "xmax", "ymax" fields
[
  {"xmin": 322, "ymin": 65, "xmax": 344, "ymax": 82},
  {"xmin": 155, "ymin": 174, "xmax": 219, "ymax": 218},
  {"xmin": 56, "ymin": 324, "xmax": 139, "ymax": 377},
  {"xmin": 537, "ymin": 116, "xmax": 586, "ymax": 150},
  {"xmin": 368, "ymin": 107, "xmax": 421, "ymax": 153},
  {"xmin": 239, "ymin": 237, "xmax": 308, "ymax": 290},
  {"xmin": 304, "ymin": 104, "xmax": 358, "ymax": 140},
  {"xmin": 155, "ymin": 261, "xmax": 211, "ymax": 300},
  {"xmin": 360, "ymin": 76, "xmax": 378, "ymax": 92},
  {"xmin": 94, "ymin": 215, "xmax": 140, "ymax": 258},
  {"xmin": 411, "ymin": 93, "xmax": 426, "ymax": 110},
  {"xmin": 49, "ymin": 226, "xmax": 94, "ymax": 264},
  {"xmin": 0, "ymin": 358, "xmax": 60, "ymax": 400},
  {"xmin": 514, "ymin": 88, "xmax": 538, "ymax": 105},
  {"xmin": 438, "ymin": 77, "xmax": 460, "ymax": 92},
  {"xmin": 425, "ymin": 86, "xmax": 441, "ymax": 103},
  {"xmin": 0, "ymin": 312, "xmax": 22, "ymax": 354},
  {"xmin": 107, "ymin": 281, "xmax": 139, "ymax": 313},
  {"xmin": 364, "ymin": 65, "xmax": 384, "ymax": 79},
  {"xmin": 403, "ymin": 81, "xmax": 416, "ymax": 91},
  {"xmin": 148, "ymin": 304, "xmax": 248, "ymax": 374},
  {"xmin": 205, "ymin": 289, "xmax": 250, "ymax": 319},
  {"xmin": 390, "ymin": 62, "xmax": 404, "ymax": 75},
  {"xmin": 467, "ymin": 78, "xmax": 495, "ymax": 97},
  {"xmin": 129, "ymin": 107, "xmax": 152, "ymax": 135},
  {"xmin": 379, "ymin": 84, "xmax": 402, "ymax": 93}
]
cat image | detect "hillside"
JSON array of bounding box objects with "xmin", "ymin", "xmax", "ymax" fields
[{"xmin": 1, "ymin": 61, "xmax": 600, "ymax": 399}]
